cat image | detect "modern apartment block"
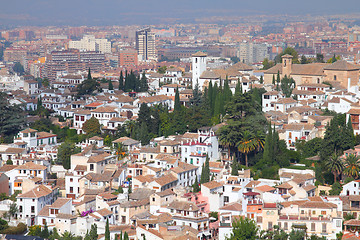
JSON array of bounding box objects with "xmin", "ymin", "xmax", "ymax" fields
[
  {"xmin": 136, "ymin": 28, "xmax": 156, "ymax": 61},
  {"xmin": 45, "ymin": 49, "xmax": 105, "ymax": 80},
  {"xmin": 238, "ymin": 41, "xmax": 269, "ymax": 64},
  {"xmin": 69, "ymin": 35, "xmax": 111, "ymax": 54}
]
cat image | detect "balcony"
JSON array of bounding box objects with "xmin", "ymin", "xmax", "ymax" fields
[
  {"xmin": 279, "ymin": 215, "xmax": 331, "ymax": 221},
  {"xmin": 220, "ymin": 223, "xmax": 231, "ymax": 227},
  {"xmin": 248, "ymin": 200, "xmax": 263, "ymax": 205}
]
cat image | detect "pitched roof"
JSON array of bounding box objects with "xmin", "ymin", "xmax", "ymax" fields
[
  {"xmin": 96, "ymin": 208, "xmax": 113, "ymax": 216},
  {"xmin": 265, "ymin": 63, "xmax": 329, "ymax": 76},
  {"xmin": 202, "ymin": 181, "xmax": 223, "ymax": 190},
  {"xmin": 20, "ymin": 128, "xmax": 37, "ymax": 133},
  {"xmin": 16, "ymin": 162, "xmax": 47, "ymax": 170},
  {"xmin": 275, "ymin": 182, "xmax": 293, "ymax": 189},
  {"xmin": 255, "ymin": 185, "xmax": 276, "ymax": 192},
  {"xmin": 87, "ymin": 152, "xmax": 111, "ymax": 163},
  {"xmin": 154, "ymin": 174, "xmax": 178, "ymax": 186},
  {"xmin": 0, "ymin": 165, "xmax": 18, "ymax": 172},
  {"xmin": 299, "ymin": 201, "xmax": 337, "ymax": 209},
  {"xmin": 92, "ymin": 106, "xmax": 117, "ymax": 113},
  {"xmin": 168, "ymin": 200, "xmax": 199, "ymax": 211},
  {"xmin": 219, "ymin": 202, "xmax": 242, "ymax": 211},
  {"xmin": 50, "ymin": 198, "xmax": 71, "ymax": 208},
  {"xmin": 192, "ymin": 51, "xmax": 207, "ymax": 57},
  {"xmin": 156, "ymin": 189, "xmax": 175, "ymax": 197},
  {"xmin": 323, "ymin": 60, "xmax": 360, "ymax": 71},
  {"xmin": 17, "ymin": 185, "xmax": 52, "ymax": 198}
]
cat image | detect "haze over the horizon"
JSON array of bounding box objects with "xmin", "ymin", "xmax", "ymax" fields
[{"xmin": 1, "ymin": 0, "xmax": 360, "ymax": 26}]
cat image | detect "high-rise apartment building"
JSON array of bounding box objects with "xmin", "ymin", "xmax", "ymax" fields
[
  {"xmin": 69, "ymin": 35, "xmax": 111, "ymax": 54},
  {"xmin": 45, "ymin": 49, "xmax": 105, "ymax": 80},
  {"xmin": 238, "ymin": 42, "xmax": 269, "ymax": 64},
  {"xmin": 136, "ymin": 28, "xmax": 156, "ymax": 61}
]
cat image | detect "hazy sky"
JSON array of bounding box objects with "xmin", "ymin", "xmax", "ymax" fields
[{"xmin": 1, "ymin": 0, "xmax": 360, "ymax": 26}]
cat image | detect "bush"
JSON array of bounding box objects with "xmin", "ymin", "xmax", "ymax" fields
[{"xmin": 1, "ymin": 223, "xmax": 27, "ymax": 234}]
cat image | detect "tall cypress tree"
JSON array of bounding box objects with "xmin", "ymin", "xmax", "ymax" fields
[
  {"xmin": 192, "ymin": 177, "xmax": 200, "ymax": 192},
  {"xmin": 108, "ymin": 80, "xmax": 113, "ymax": 90},
  {"xmin": 87, "ymin": 68, "xmax": 92, "ymax": 80},
  {"xmin": 223, "ymin": 77, "xmax": 232, "ymax": 104},
  {"xmin": 260, "ymin": 75, "xmax": 264, "ymax": 84},
  {"xmin": 208, "ymin": 81, "xmax": 213, "ymax": 113},
  {"xmin": 174, "ymin": 87, "xmax": 181, "ymax": 112},
  {"xmin": 262, "ymin": 123, "xmax": 273, "ymax": 165},
  {"xmin": 211, "ymin": 83, "xmax": 218, "ymax": 116},
  {"xmin": 276, "ymin": 71, "xmax": 281, "ymax": 84},
  {"xmin": 272, "ymin": 75, "xmax": 275, "ymax": 85},
  {"xmin": 204, "ymin": 155, "xmax": 210, "ymax": 183},
  {"xmin": 235, "ymin": 80, "xmax": 241, "ymax": 95},
  {"xmin": 105, "ymin": 219, "xmax": 110, "ymax": 240},
  {"xmin": 119, "ymin": 71, "xmax": 124, "ymax": 90},
  {"xmin": 200, "ymin": 156, "xmax": 210, "ymax": 183},
  {"xmin": 140, "ymin": 72, "xmax": 148, "ymax": 92},
  {"xmin": 231, "ymin": 159, "xmax": 239, "ymax": 176}
]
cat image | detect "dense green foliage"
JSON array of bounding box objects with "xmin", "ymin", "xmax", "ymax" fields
[
  {"xmin": 200, "ymin": 156, "xmax": 210, "ymax": 184},
  {"xmin": 13, "ymin": 62, "xmax": 24, "ymax": 75},
  {"xmin": 82, "ymin": 117, "xmax": 101, "ymax": 136},
  {"xmin": 105, "ymin": 219, "xmax": 110, "ymax": 240},
  {"xmin": 226, "ymin": 217, "xmax": 258, "ymax": 240},
  {"xmin": 77, "ymin": 69, "xmax": 100, "ymax": 96},
  {"xmin": 0, "ymin": 93, "xmax": 26, "ymax": 143},
  {"xmin": 118, "ymin": 71, "xmax": 148, "ymax": 92},
  {"xmin": 320, "ymin": 114, "xmax": 354, "ymax": 161},
  {"xmin": 280, "ymin": 75, "xmax": 296, "ymax": 97},
  {"xmin": 57, "ymin": 142, "xmax": 81, "ymax": 169},
  {"xmin": 275, "ymin": 47, "xmax": 299, "ymax": 64},
  {"xmin": 329, "ymin": 181, "xmax": 342, "ymax": 195}
]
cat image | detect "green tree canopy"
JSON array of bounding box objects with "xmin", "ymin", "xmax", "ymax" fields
[
  {"xmin": 226, "ymin": 217, "xmax": 258, "ymax": 240},
  {"xmin": 82, "ymin": 117, "xmax": 101, "ymax": 136},
  {"xmin": 0, "ymin": 93, "xmax": 26, "ymax": 143},
  {"xmin": 57, "ymin": 142, "xmax": 80, "ymax": 169}
]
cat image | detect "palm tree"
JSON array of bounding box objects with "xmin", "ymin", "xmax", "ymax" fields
[
  {"xmin": 124, "ymin": 120, "xmax": 136, "ymax": 138},
  {"xmin": 344, "ymin": 154, "xmax": 360, "ymax": 179},
  {"xmin": 324, "ymin": 153, "xmax": 344, "ymax": 183},
  {"xmin": 253, "ymin": 130, "xmax": 265, "ymax": 152},
  {"xmin": 115, "ymin": 143, "xmax": 128, "ymax": 162},
  {"xmin": 218, "ymin": 127, "xmax": 236, "ymax": 161},
  {"xmin": 237, "ymin": 131, "xmax": 256, "ymax": 167},
  {"xmin": 61, "ymin": 231, "xmax": 75, "ymax": 240}
]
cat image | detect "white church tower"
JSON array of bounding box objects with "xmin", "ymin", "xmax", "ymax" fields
[{"xmin": 191, "ymin": 51, "xmax": 207, "ymax": 89}]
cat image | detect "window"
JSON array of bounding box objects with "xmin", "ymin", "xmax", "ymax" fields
[
  {"xmin": 152, "ymin": 198, "xmax": 155, "ymax": 202},
  {"xmin": 322, "ymin": 223, "xmax": 326, "ymax": 233},
  {"xmin": 336, "ymin": 220, "xmax": 341, "ymax": 228},
  {"xmin": 90, "ymin": 164, "xmax": 94, "ymax": 171},
  {"xmin": 334, "ymin": 75, "xmax": 337, "ymax": 81},
  {"xmin": 31, "ymin": 206, "xmax": 35, "ymax": 213},
  {"xmin": 321, "ymin": 211, "xmax": 326, "ymax": 215},
  {"xmin": 224, "ymin": 196, "xmax": 229, "ymax": 203},
  {"xmin": 311, "ymin": 223, "xmax": 315, "ymax": 231},
  {"xmin": 70, "ymin": 178, "xmax": 73, "ymax": 182},
  {"xmin": 268, "ymin": 222, "xmax": 273, "ymax": 230},
  {"xmin": 70, "ymin": 187, "xmax": 73, "ymax": 193},
  {"xmin": 284, "ymin": 222, "xmax": 288, "ymax": 230}
]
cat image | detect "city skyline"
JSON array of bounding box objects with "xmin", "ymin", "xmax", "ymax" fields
[{"xmin": 1, "ymin": 0, "xmax": 360, "ymax": 26}]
